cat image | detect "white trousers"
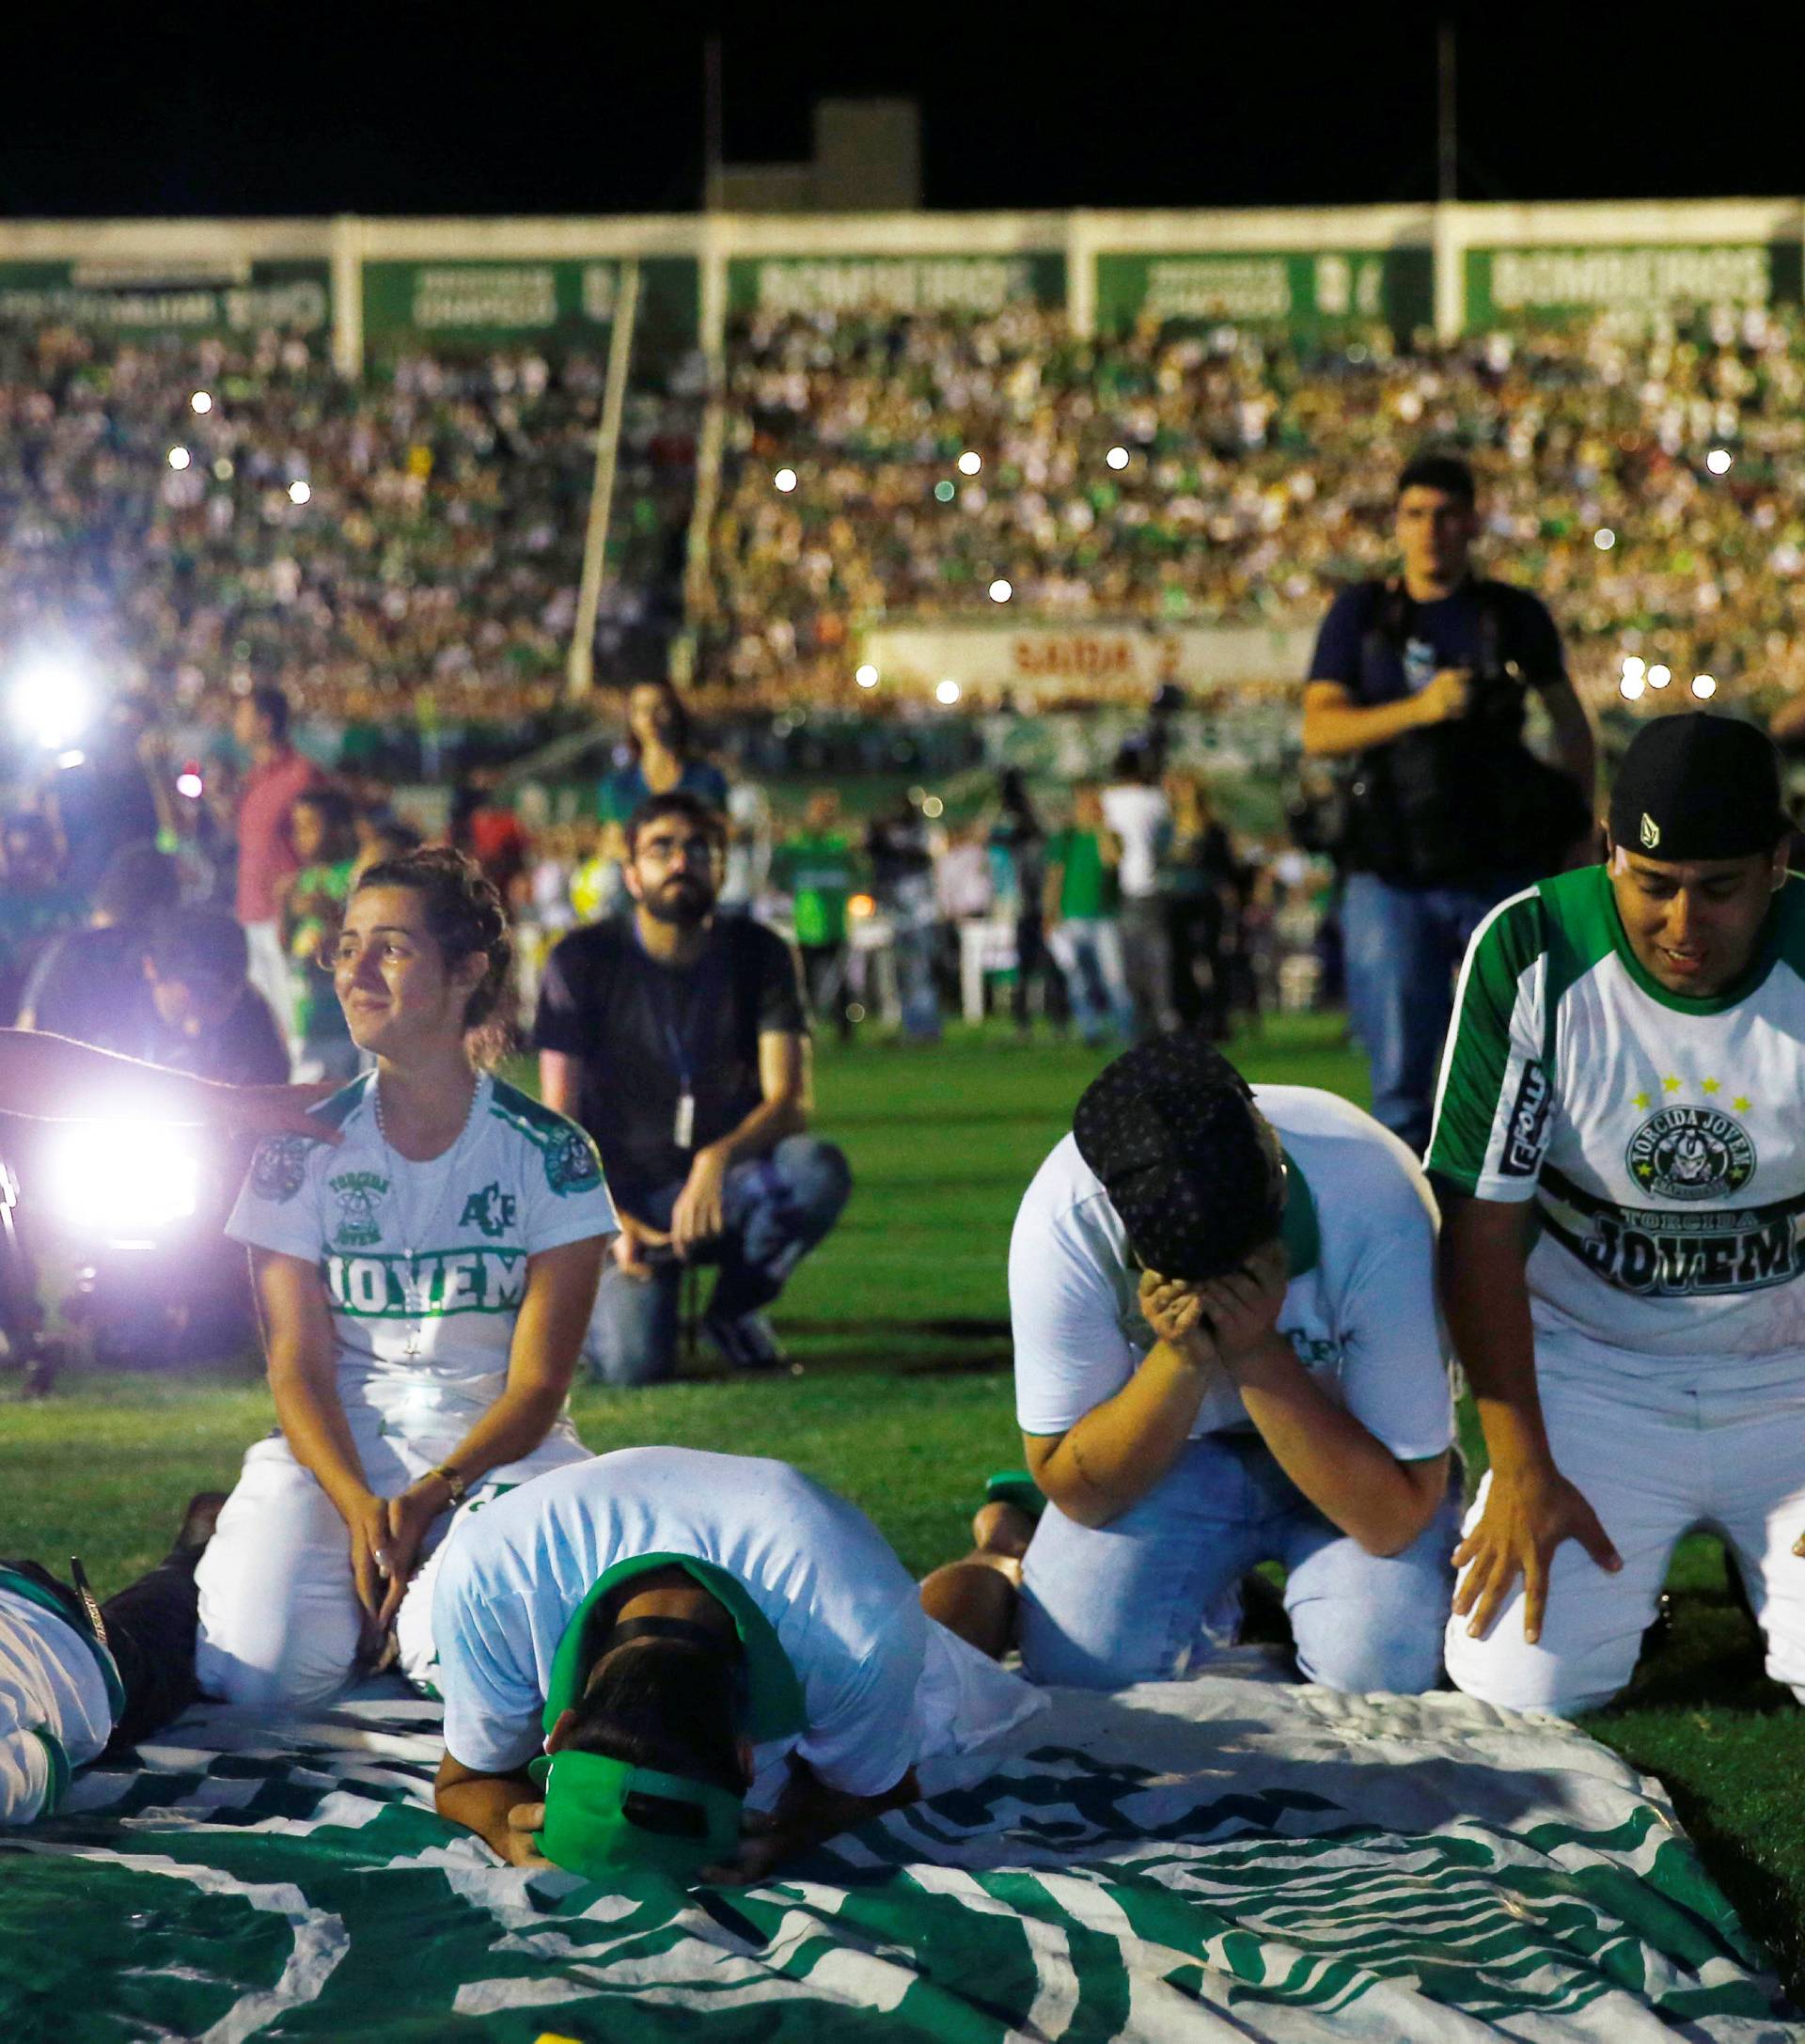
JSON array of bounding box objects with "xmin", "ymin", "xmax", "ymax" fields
[
  {"xmin": 1444, "ymin": 1349, "xmax": 1805, "ymax": 1715},
  {"xmin": 0, "ymin": 1590, "xmax": 113, "ymax": 1825},
  {"xmin": 195, "ymin": 1419, "xmax": 591, "ymax": 1712},
  {"xmin": 243, "ymin": 918, "xmax": 298, "ymax": 1074}
]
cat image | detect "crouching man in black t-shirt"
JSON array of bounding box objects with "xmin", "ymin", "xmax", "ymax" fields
[{"xmin": 536, "ymin": 792, "xmax": 851, "ymax": 1381}]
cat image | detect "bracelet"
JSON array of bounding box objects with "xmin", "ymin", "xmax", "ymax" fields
[{"xmin": 432, "ymin": 1463, "xmax": 469, "ymax": 1505}]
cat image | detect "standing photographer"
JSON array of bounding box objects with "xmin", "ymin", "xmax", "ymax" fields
[{"xmin": 1300, "ymin": 453, "xmax": 1593, "ymax": 1154}]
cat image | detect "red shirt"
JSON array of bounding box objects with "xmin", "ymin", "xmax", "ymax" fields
[{"xmin": 235, "ymin": 747, "xmax": 322, "ymax": 923}]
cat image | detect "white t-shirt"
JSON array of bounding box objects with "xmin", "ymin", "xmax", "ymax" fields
[
  {"xmin": 1430, "ymin": 867, "xmax": 1805, "ymax": 1375},
  {"xmin": 228, "ymin": 1073, "xmax": 617, "ymax": 1437},
  {"xmin": 0, "ymin": 1586, "xmax": 116, "ymax": 1826},
  {"xmin": 1099, "ymin": 784, "xmax": 1170, "ymax": 900},
  {"xmin": 434, "ymin": 1449, "xmax": 957, "ymax": 1798},
  {"xmin": 1010, "ymin": 1084, "xmax": 1452, "ymax": 1460}
]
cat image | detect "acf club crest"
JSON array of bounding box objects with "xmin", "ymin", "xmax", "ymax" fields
[{"xmin": 1626, "ymin": 1105, "xmax": 1756, "ymax": 1202}]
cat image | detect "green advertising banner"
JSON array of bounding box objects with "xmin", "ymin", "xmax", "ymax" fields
[
  {"xmin": 727, "ymin": 252, "xmax": 1066, "ymax": 317},
  {"xmin": 0, "ymin": 260, "xmax": 329, "ymax": 336},
  {"xmin": 361, "ymin": 256, "xmax": 698, "ymax": 358},
  {"xmin": 1466, "ymin": 243, "xmax": 1803, "ymax": 323},
  {"xmin": 1094, "ymin": 249, "xmax": 1434, "ymax": 333}
]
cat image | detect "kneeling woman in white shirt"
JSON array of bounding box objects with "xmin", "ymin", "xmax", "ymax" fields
[{"xmin": 196, "ymin": 847, "xmax": 616, "ymax": 1709}]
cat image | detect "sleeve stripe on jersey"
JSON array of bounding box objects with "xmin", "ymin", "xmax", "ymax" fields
[{"xmin": 1427, "ymin": 887, "xmax": 1546, "ymax": 1187}]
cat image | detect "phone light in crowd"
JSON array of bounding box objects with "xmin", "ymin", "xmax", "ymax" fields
[
  {"xmin": 854, "ymin": 663, "xmax": 880, "ymax": 689},
  {"xmin": 848, "ymin": 893, "xmax": 876, "ymax": 920},
  {"xmin": 988, "ymin": 578, "xmax": 1012, "ymax": 603},
  {"xmin": 1106, "ymin": 446, "xmax": 1130, "ymax": 470},
  {"xmin": 934, "ymin": 480, "xmax": 956, "ymax": 503},
  {"xmin": 166, "ymin": 446, "xmax": 191, "ymax": 471},
  {"xmin": 1648, "ymin": 664, "xmax": 1672, "ymax": 687},
  {"xmin": 773, "ymin": 467, "xmax": 797, "ymax": 493},
  {"xmin": 1706, "ymin": 448, "xmax": 1734, "ymax": 475},
  {"xmin": 1593, "ymin": 527, "xmax": 1616, "ymax": 551},
  {"xmin": 11, "ymin": 656, "xmax": 91, "ymax": 750},
  {"xmin": 212, "ymin": 457, "xmax": 234, "ymax": 480},
  {"xmin": 957, "ymin": 450, "xmax": 982, "ymax": 476},
  {"xmin": 1691, "ymin": 673, "xmax": 1718, "ymax": 699},
  {"xmin": 1621, "ymin": 655, "xmax": 1646, "ymax": 684},
  {"xmin": 935, "ymin": 678, "xmax": 962, "ymax": 704},
  {"xmin": 1620, "ymin": 672, "xmax": 1646, "ymax": 701},
  {"xmin": 921, "ymin": 794, "xmax": 945, "ymax": 819},
  {"xmin": 288, "ymin": 480, "xmax": 311, "ymax": 506},
  {"xmin": 176, "ymin": 765, "xmax": 205, "ymax": 800},
  {"xmin": 190, "ymin": 390, "xmax": 212, "ymax": 415}
]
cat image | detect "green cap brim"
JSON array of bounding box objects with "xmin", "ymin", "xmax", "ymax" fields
[{"xmin": 534, "ymin": 1750, "xmax": 742, "ymax": 1887}]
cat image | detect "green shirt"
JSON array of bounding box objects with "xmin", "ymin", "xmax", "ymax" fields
[
  {"xmin": 1047, "ymin": 829, "xmax": 1116, "ymax": 920},
  {"xmin": 775, "ymin": 833, "xmax": 857, "ymax": 948}
]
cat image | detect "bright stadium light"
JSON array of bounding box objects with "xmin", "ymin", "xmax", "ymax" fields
[
  {"xmin": 957, "ymin": 451, "xmax": 982, "ymax": 476},
  {"xmin": 1648, "ymin": 664, "xmax": 1672, "ymax": 687},
  {"xmin": 190, "ymin": 390, "xmax": 212, "ymax": 415},
  {"xmin": 11, "ymin": 656, "xmax": 92, "ymax": 750},
  {"xmin": 166, "ymin": 446, "xmax": 191, "ymax": 471},
  {"xmin": 935, "ymin": 678, "xmax": 962, "ymax": 705},
  {"xmin": 288, "ymin": 480, "xmax": 311, "ymax": 506},
  {"xmin": 855, "ymin": 663, "xmax": 880, "ymax": 689},
  {"xmin": 45, "ymin": 1123, "xmax": 200, "ymax": 1234},
  {"xmin": 1621, "ymin": 655, "xmax": 1646, "ymax": 682},
  {"xmin": 1106, "ymin": 446, "xmax": 1130, "ymax": 470},
  {"xmin": 934, "ymin": 480, "xmax": 956, "ymax": 503},
  {"xmin": 774, "ymin": 467, "xmax": 798, "ymax": 493},
  {"xmin": 1691, "ymin": 673, "xmax": 1718, "ymax": 699},
  {"xmin": 1620, "ymin": 674, "xmax": 1646, "ymax": 701},
  {"xmin": 1593, "ymin": 527, "xmax": 1616, "ymax": 551},
  {"xmin": 1706, "ymin": 448, "xmax": 1734, "ymax": 475},
  {"xmin": 988, "ymin": 578, "xmax": 1013, "ymax": 603}
]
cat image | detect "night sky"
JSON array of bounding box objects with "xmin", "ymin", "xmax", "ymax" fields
[{"xmin": 5, "ymin": 9, "xmax": 1799, "ymax": 219}]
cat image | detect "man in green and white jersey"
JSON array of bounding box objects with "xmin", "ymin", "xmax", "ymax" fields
[{"xmin": 1428, "ymin": 713, "xmax": 1805, "ymax": 1712}]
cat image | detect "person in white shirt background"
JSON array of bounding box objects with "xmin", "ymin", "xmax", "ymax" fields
[{"xmin": 1100, "ymin": 745, "xmax": 1174, "ymax": 1040}]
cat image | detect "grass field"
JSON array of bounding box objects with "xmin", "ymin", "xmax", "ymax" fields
[{"xmin": 4, "ymin": 1014, "xmax": 1804, "ymax": 1994}]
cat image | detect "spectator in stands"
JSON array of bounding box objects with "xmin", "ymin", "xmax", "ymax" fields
[
  {"xmin": 452, "ymin": 766, "xmax": 532, "ymax": 905},
  {"xmin": 537, "ymin": 791, "xmax": 851, "ymax": 1381},
  {"xmin": 18, "ymin": 842, "xmax": 180, "ymax": 1048},
  {"xmin": 1102, "ymin": 746, "xmax": 1173, "ymax": 1041},
  {"xmin": 46, "ymin": 692, "xmax": 165, "ymax": 903},
  {"xmin": 773, "ymin": 791, "xmax": 859, "ymax": 1045},
  {"xmin": 233, "ymin": 684, "xmax": 321, "ymax": 1068},
  {"xmin": 0, "ymin": 815, "xmax": 83, "ymax": 1026},
  {"xmin": 1301, "ymin": 452, "xmax": 1593, "ymax": 1154},
  {"xmin": 1044, "ymin": 785, "xmax": 1132, "ymax": 1046}
]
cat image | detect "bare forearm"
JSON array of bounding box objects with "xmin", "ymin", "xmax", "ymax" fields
[
  {"xmin": 1440, "ymin": 1200, "xmax": 1551, "ymax": 1475},
  {"xmin": 712, "ymin": 1092, "xmax": 806, "ymax": 1167},
  {"xmin": 1301, "ymin": 691, "xmax": 1429, "ymax": 759},
  {"xmin": 432, "ymin": 1380, "xmax": 570, "ymax": 1492},
  {"xmin": 436, "ymin": 1769, "xmax": 538, "ymax": 1859},
  {"xmin": 269, "ymin": 1357, "xmax": 375, "ymax": 1519},
  {"xmin": 1033, "ymin": 1346, "xmax": 1213, "ymax": 1527},
  {"xmin": 1541, "ymin": 683, "xmax": 1596, "ymax": 798},
  {"xmin": 1229, "ymin": 1336, "xmax": 1439, "ymax": 1553},
  {"xmin": 0, "ymin": 1030, "xmax": 243, "ymax": 1124}
]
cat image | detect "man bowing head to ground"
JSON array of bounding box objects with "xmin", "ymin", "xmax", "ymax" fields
[
  {"xmin": 1009, "ymin": 1032, "xmax": 1459, "ymax": 1693},
  {"xmin": 430, "ymin": 1447, "xmax": 1043, "ymax": 1884}
]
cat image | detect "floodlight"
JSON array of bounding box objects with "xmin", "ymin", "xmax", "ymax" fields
[{"xmin": 11, "ymin": 657, "xmax": 92, "ymax": 749}]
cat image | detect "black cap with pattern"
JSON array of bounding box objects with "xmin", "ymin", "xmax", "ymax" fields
[
  {"xmin": 1608, "ymin": 713, "xmax": 1788, "ymax": 863},
  {"xmin": 1072, "ymin": 1031, "xmax": 1278, "ymax": 1282}
]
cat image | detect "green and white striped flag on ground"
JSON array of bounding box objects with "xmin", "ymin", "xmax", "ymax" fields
[{"xmin": 0, "ymin": 1671, "xmax": 1794, "ymax": 2041}]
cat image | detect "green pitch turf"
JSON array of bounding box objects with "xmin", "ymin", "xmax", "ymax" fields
[{"xmin": 3, "ymin": 1014, "xmax": 1802, "ymax": 1992}]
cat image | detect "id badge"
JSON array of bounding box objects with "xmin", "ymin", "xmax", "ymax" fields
[{"xmin": 673, "ymin": 1091, "xmax": 696, "ymax": 1150}]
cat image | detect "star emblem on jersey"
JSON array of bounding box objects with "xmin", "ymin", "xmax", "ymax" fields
[
  {"xmin": 1625, "ymin": 1104, "xmax": 1756, "ymax": 1202},
  {"xmin": 1640, "ymin": 811, "xmax": 1661, "ymax": 849},
  {"xmin": 330, "ymin": 1170, "xmax": 391, "ymax": 1248}
]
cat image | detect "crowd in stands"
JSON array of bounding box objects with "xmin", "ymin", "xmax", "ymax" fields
[
  {"xmin": 698, "ymin": 303, "xmax": 1805, "ymax": 705},
  {"xmin": 0, "ymin": 327, "xmax": 698, "ymax": 771}
]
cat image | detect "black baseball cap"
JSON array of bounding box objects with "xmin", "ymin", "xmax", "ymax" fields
[
  {"xmin": 1072, "ymin": 1031, "xmax": 1279, "ymax": 1281},
  {"xmin": 1609, "ymin": 713, "xmax": 1788, "ymax": 863}
]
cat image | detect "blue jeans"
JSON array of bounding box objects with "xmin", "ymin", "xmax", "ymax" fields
[
  {"xmin": 1342, "ymin": 870, "xmax": 1525, "ymax": 1156},
  {"xmin": 1018, "ymin": 1432, "xmax": 1460, "ymax": 1695},
  {"xmin": 585, "ymin": 1136, "xmax": 853, "ymax": 1385},
  {"xmin": 1047, "ymin": 918, "xmax": 1133, "ymax": 1043}
]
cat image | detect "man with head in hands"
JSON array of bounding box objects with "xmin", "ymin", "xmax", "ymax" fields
[
  {"xmin": 1006, "ymin": 1032, "xmax": 1458, "ymax": 1693},
  {"xmin": 1432, "ymin": 713, "xmax": 1805, "ymax": 1712}
]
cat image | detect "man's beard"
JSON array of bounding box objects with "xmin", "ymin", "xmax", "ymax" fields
[{"xmin": 641, "ymin": 877, "xmax": 713, "ymax": 926}]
